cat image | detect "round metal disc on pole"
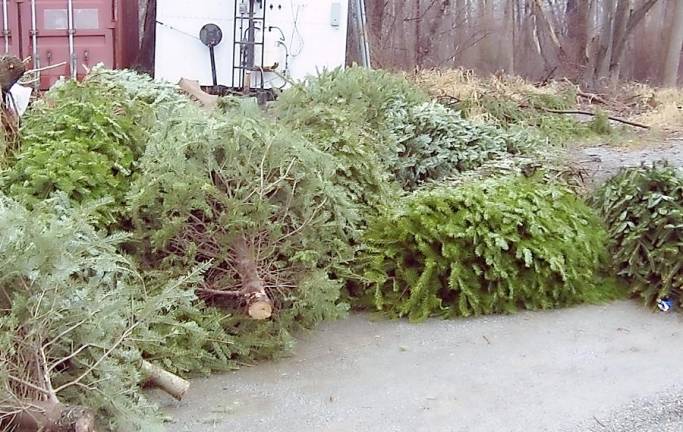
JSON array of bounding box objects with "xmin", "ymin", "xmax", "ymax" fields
[{"xmin": 199, "ymin": 24, "xmax": 223, "ymax": 47}]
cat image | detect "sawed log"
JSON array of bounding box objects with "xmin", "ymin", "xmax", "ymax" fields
[
  {"xmin": 178, "ymin": 78, "xmax": 218, "ymax": 109},
  {"xmin": 195, "ymin": 236, "xmax": 275, "ymax": 320},
  {"xmin": 141, "ymin": 360, "xmax": 190, "ymax": 401},
  {"xmin": 233, "ymin": 237, "xmax": 273, "ymax": 320}
]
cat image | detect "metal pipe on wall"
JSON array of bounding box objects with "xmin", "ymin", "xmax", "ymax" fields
[
  {"xmin": 31, "ymin": 0, "xmax": 39, "ymax": 84},
  {"xmin": 244, "ymin": 0, "xmax": 256, "ymax": 92},
  {"xmin": 2, "ymin": 0, "xmax": 9, "ymax": 54},
  {"xmin": 67, "ymin": 0, "xmax": 76, "ymax": 78}
]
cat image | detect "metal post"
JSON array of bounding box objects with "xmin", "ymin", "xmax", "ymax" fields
[
  {"xmin": 260, "ymin": 0, "xmax": 266, "ymax": 90},
  {"xmin": 246, "ymin": 0, "xmax": 255, "ymax": 68},
  {"xmin": 67, "ymin": 0, "xmax": 76, "ymax": 78},
  {"xmin": 356, "ymin": 0, "xmax": 371, "ymax": 68},
  {"xmin": 232, "ymin": 0, "xmax": 240, "ymax": 88},
  {"xmin": 2, "ymin": 0, "xmax": 9, "ymax": 54},
  {"xmin": 31, "ymin": 0, "xmax": 39, "ymax": 84},
  {"xmin": 209, "ymin": 46, "xmax": 218, "ymax": 87},
  {"xmin": 243, "ymin": 0, "xmax": 256, "ymax": 93}
]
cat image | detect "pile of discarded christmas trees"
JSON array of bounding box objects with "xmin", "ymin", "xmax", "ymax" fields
[
  {"xmin": 0, "ymin": 62, "xmax": 627, "ymax": 431},
  {"xmin": 0, "ymin": 61, "xmax": 364, "ymax": 430}
]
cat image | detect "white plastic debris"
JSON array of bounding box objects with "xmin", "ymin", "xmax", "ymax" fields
[{"xmin": 6, "ymin": 83, "xmax": 32, "ymax": 116}]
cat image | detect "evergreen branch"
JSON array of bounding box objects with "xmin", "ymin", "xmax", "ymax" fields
[
  {"xmin": 53, "ymin": 323, "xmax": 139, "ymax": 394},
  {"xmin": 47, "ymin": 344, "xmax": 93, "ymax": 373},
  {"xmin": 6, "ymin": 375, "xmax": 51, "ymax": 397},
  {"xmin": 38, "ymin": 346, "xmax": 59, "ymax": 403},
  {"xmin": 277, "ymin": 198, "xmax": 328, "ymax": 243},
  {"xmin": 42, "ymin": 318, "xmax": 88, "ymax": 351}
]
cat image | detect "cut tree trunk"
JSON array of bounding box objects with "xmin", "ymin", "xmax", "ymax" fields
[
  {"xmin": 141, "ymin": 360, "xmax": 190, "ymax": 401},
  {"xmin": 178, "ymin": 78, "xmax": 218, "ymax": 109},
  {"xmin": 233, "ymin": 237, "xmax": 273, "ymax": 320},
  {"xmin": 14, "ymin": 401, "xmax": 95, "ymax": 432},
  {"xmin": 193, "ymin": 230, "xmax": 274, "ymax": 319}
]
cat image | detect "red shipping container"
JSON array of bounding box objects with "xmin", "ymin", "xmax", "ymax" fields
[{"xmin": 1, "ymin": 0, "xmax": 138, "ymax": 89}]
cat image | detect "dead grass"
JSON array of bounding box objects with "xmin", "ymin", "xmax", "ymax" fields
[
  {"xmin": 413, "ymin": 69, "xmax": 575, "ymax": 122},
  {"xmin": 412, "ymin": 68, "xmax": 683, "ymax": 143},
  {"xmin": 629, "ymin": 87, "xmax": 683, "ymax": 132}
]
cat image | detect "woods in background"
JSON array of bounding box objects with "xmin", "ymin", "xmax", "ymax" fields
[{"xmin": 358, "ymin": 0, "xmax": 683, "ymax": 88}]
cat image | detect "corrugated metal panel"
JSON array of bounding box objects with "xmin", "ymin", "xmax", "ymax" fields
[
  {"xmin": 25, "ymin": 0, "xmax": 114, "ymax": 87},
  {"xmin": 0, "ymin": 0, "xmax": 139, "ymax": 89},
  {"xmin": 1, "ymin": 0, "xmax": 21, "ymax": 56}
]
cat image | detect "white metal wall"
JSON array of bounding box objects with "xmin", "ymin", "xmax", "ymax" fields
[{"xmin": 154, "ymin": 0, "xmax": 349, "ymax": 88}]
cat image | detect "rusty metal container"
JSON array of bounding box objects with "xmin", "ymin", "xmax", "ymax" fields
[{"xmin": 1, "ymin": 0, "xmax": 139, "ymax": 89}]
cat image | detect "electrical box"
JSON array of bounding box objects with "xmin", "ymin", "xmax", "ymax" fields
[
  {"xmin": 154, "ymin": 0, "xmax": 350, "ymax": 89},
  {"xmin": 331, "ymin": 2, "xmax": 341, "ymax": 27}
]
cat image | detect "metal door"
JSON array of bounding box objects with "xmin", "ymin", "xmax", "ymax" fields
[
  {"xmin": 19, "ymin": 0, "xmax": 114, "ymax": 88},
  {"xmin": 1, "ymin": 0, "xmax": 21, "ymax": 56}
]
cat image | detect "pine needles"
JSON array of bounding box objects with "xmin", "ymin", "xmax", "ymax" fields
[
  {"xmin": 0, "ymin": 64, "xmax": 628, "ymax": 430},
  {"xmin": 593, "ymin": 163, "xmax": 683, "ymax": 307},
  {"xmin": 0, "ymin": 194, "xmax": 177, "ymax": 431},
  {"xmin": 128, "ymin": 95, "xmax": 348, "ymax": 343},
  {"xmin": 363, "ymin": 176, "xmax": 612, "ymax": 321}
]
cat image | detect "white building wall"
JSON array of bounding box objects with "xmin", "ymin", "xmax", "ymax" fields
[{"xmin": 154, "ymin": 0, "xmax": 348, "ymax": 88}]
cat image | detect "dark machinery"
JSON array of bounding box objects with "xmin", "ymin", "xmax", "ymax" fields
[
  {"xmin": 232, "ymin": 0, "xmax": 268, "ymax": 95},
  {"xmin": 196, "ymin": 0, "xmax": 275, "ymax": 103}
]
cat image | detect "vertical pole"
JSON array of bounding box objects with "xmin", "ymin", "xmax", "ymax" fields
[
  {"xmin": 209, "ymin": 46, "xmax": 218, "ymax": 87},
  {"xmin": 30, "ymin": 0, "xmax": 39, "ymax": 85},
  {"xmin": 260, "ymin": 0, "xmax": 266, "ymax": 90},
  {"xmin": 246, "ymin": 0, "xmax": 255, "ymax": 68},
  {"xmin": 243, "ymin": 0, "xmax": 256, "ymax": 93},
  {"xmin": 2, "ymin": 0, "xmax": 9, "ymax": 54},
  {"xmin": 415, "ymin": 0, "xmax": 421, "ymax": 68},
  {"xmin": 67, "ymin": 0, "xmax": 76, "ymax": 78},
  {"xmin": 232, "ymin": 0, "xmax": 239, "ymax": 88},
  {"xmin": 356, "ymin": 0, "xmax": 372, "ymax": 68}
]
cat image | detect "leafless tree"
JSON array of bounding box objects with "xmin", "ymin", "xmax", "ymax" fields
[
  {"xmin": 357, "ymin": 0, "xmax": 679, "ymax": 87},
  {"xmin": 663, "ymin": 0, "xmax": 683, "ymax": 86}
]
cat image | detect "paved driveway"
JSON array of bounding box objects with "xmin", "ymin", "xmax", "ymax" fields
[{"xmin": 156, "ymin": 301, "xmax": 683, "ymax": 432}]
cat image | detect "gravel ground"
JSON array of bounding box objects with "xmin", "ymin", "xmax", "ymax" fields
[
  {"xmin": 156, "ymin": 301, "xmax": 683, "ymax": 432},
  {"xmin": 575, "ymin": 138, "xmax": 683, "ymax": 185},
  {"xmin": 578, "ymin": 391, "xmax": 683, "ymax": 432}
]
